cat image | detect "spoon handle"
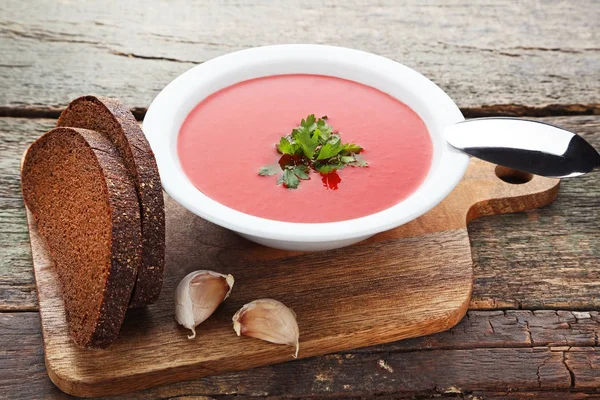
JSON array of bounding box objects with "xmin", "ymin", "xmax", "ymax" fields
[{"xmin": 445, "ymin": 117, "xmax": 600, "ymax": 178}]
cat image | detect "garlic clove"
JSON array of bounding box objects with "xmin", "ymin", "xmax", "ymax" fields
[
  {"xmin": 232, "ymin": 298, "xmax": 299, "ymax": 358},
  {"xmin": 175, "ymin": 270, "xmax": 234, "ymax": 339}
]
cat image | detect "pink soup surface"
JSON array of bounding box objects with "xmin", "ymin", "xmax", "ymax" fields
[{"xmin": 178, "ymin": 74, "xmax": 433, "ymax": 223}]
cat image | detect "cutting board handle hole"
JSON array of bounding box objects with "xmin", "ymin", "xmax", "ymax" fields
[
  {"xmin": 495, "ymin": 166, "xmax": 533, "ymax": 185},
  {"xmin": 496, "ymin": 165, "xmax": 533, "ymax": 185}
]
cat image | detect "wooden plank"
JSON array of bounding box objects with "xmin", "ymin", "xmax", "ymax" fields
[
  {"xmin": 0, "ymin": 0, "xmax": 599, "ymax": 113},
  {"xmin": 364, "ymin": 310, "xmax": 600, "ymax": 352},
  {"xmin": 465, "ymin": 394, "xmax": 598, "ymax": 400},
  {"xmin": 217, "ymin": 395, "xmax": 600, "ymax": 400},
  {"xmin": 136, "ymin": 394, "xmax": 600, "ymax": 400},
  {"xmin": 172, "ymin": 394, "xmax": 600, "ymax": 400},
  {"xmin": 4, "ymin": 311, "xmax": 600, "ymax": 399},
  {"xmin": 1, "ymin": 116, "xmax": 599, "ymax": 311},
  {"xmin": 0, "ymin": 118, "xmax": 54, "ymax": 311},
  {"xmin": 567, "ymin": 348, "xmax": 600, "ymax": 389},
  {"xmin": 0, "ymin": 313, "xmax": 66, "ymax": 400}
]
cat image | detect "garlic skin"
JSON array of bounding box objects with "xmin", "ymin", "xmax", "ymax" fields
[
  {"xmin": 175, "ymin": 270, "xmax": 234, "ymax": 339},
  {"xmin": 233, "ymin": 299, "xmax": 300, "ymax": 358}
]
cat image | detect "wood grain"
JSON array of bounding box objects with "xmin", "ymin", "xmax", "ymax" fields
[
  {"xmin": 0, "ymin": 0, "xmax": 599, "ymax": 113},
  {"xmin": 0, "ymin": 117, "xmax": 54, "ymax": 311},
  {"xmin": 26, "ymin": 155, "xmax": 558, "ymax": 396},
  {"xmin": 2, "ymin": 116, "xmax": 598, "ymax": 312},
  {"xmin": 4, "ymin": 310, "xmax": 600, "ymax": 399}
]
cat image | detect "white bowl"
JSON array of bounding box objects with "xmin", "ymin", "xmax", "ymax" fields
[{"xmin": 144, "ymin": 44, "xmax": 469, "ymax": 251}]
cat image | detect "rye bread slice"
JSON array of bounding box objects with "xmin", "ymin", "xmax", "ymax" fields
[
  {"xmin": 57, "ymin": 96, "xmax": 165, "ymax": 307},
  {"xmin": 21, "ymin": 127, "xmax": 141, "ymax": 348}
]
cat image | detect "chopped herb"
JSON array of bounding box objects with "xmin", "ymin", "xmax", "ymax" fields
[
  {"xmin": 280, "ymin": 169, "xmax": 301, "ymax": 189},
  {"xmin": 340, "ymin": 155, "xmax": 356, "ymax": 164},
  {"xmin": 314, "ymin": 162, "xmax": 343, "ymax": 174},
  {"xmin": 292, "ymin": 165, "xmax": 310, "ymax": 180},
  {"xmin": 342, "ymin": 143, "xmax": 363, "ymax": 153},
  {"xmin": 277, "ymin": 137, "xmax": 295, "ymax": 155},
  {"xmin": 316, "ymin": 138, "xmax": 343, "ymax": 160},
  {"xmin": 259, "ymin": 114, "xmax": 367, "ymax": 189},
  {"xmin": 293, "ymin": 127, "xmax": 319, "ymax": 159},
  {"xmin": 258, "ymin": 164, "xmax": 279, "ymax": 176}
]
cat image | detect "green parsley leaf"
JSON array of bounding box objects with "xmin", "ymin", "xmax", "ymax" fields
[
  {"xmin": 277, "ymin": 137, "xmax": 295, "ymax": 155},
  {"xmin": 315, "ymin": 162, "xmax": 344, "ymax": 174},
  {"xmin": 312, "ymin": 128, "xmax": 322, "ymax": 142},
  {"xmin": 293, "ymin": 127, "xmax": 319, "ymax": 159},
  {"xmin": 343, "ymin": 143, "xmax": 363, "ymax": 154},
  {"xmin": 316, "ymin": 124, "xmax": 332, "ymax": 144},
  {"xmin": 281, "ymin": 169, "xmax": 300, "ymax": 189},
  {"xmin": 340, "ymin": 155, "xmax": 355, "ymax": 164},
  {"xmin": 317, "ymin": 138, "xmax": 343, "ymax": 160},
  {"xmin": 258, "ymin": 164, "xmax": 279, "ymax": 176},
  {"xmin": 292, "ymin": 165, "xmax": 310, "ymax": 180},
  {"xmin": 328, "ymin": 134, "xmax": 340, "ymax": 143},
  {"xmin": 304, "ymin": 114, "xmax": 316, "ymax": 129}
]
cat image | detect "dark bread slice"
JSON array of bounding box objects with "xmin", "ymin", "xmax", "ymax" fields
[
  {"xmin": 57, "ymin": 96, "xmax": 165, "ymax": 307},
  {"xmin": 21, "ymin": 127, "xmax": 141, "ymax": 348}
]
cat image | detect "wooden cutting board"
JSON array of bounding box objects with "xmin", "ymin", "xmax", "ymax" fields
[{"xmin": 27, "ymin": 159, "xmax": 559, "ymax": 397}]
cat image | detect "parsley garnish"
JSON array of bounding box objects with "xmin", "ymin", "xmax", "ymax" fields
[{"xmin": 259, "ymin": 114, "xmax": 368, "ymax": 189}]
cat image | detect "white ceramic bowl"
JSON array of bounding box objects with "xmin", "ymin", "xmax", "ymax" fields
[{"xmin": 144, "ymin": 44, "xmax": 469, "ymax": 251}]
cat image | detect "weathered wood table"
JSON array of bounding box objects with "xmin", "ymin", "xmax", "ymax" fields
[{"xmin": 1, "ymin": 1, "xmax": 599, "ymax": 399}]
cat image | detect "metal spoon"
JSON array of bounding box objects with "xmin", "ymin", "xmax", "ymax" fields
[{"xmin": 445, "ymin": 117, "xmax": 600, "ymax": 178}]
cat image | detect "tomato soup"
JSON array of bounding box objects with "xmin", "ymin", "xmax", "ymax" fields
[{"xmin": 178, "ymin": 74, "xmax": 432, "ymax": 223}]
